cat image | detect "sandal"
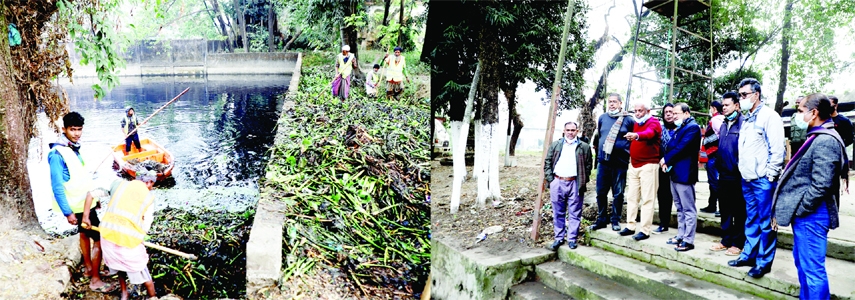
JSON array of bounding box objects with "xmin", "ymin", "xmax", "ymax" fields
[
  {"xmin": 83, "ymin": 267, "xmax": 111, "ymax": 278},
  {"xmin": 675, "ymin": 241, "xmax": 695, "ymax": 252},
  {"xmin": 90, "ymin": 281, "xmax": 119, "ymax": 293},
  {"xmin": 709, "ymin": 243, "xmax": 727, "ymax": 251},
  {"xmin": 666, "ymin": 236, "xmax": 682, "ymax": 245},
  {"xmin": 725, "ymin": 246, "xmax": 742, "ymax": 256}
]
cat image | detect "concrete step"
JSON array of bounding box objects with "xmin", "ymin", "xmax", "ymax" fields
[
  {"xmin": 653, "ymin": 209, "xmax": 855, "ymax": 263},
  {"xmin": 535, "ymin": 261, "xmax": 657, "ymax": 300},
  {"xmin": 556, "ymin": 245, "xmax": 763, "ymax": 300},
  {"xmin": 508, "ymin": 281, "xmax": 573, "ymax": 300},
  {"xmin": 588, "ymin": 226, "xmax": 855, "ymax": 299}
]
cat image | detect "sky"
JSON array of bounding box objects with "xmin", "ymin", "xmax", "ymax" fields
[{"xmin": 514, "ymin": 0, "xmax": 855, "ymax": 148}]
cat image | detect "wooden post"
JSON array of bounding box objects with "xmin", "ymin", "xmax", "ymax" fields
[{"xmin": 531, "ymin": 0, "xmax": 576, "ymax": 241}]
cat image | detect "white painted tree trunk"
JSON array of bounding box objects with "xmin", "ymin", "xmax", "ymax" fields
[
  {"xmin": 476, "ymin": 93, "xmax": 509, "ymax": 207},
  {"xmin": 475, "ymin": 122, "xmax": 492, "ymax": 207},
  {"xmin": 473, "ymin": 122, "xmax": 482, "ymax": 180},
  {"xmin": 449, "ymin": 120, "xmax": 466, "ymax": 213}
]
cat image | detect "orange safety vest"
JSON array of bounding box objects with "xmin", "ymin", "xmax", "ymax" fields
[{"xmin": 100, "ymin": 180, "xmax": 154, "ymax": 248}]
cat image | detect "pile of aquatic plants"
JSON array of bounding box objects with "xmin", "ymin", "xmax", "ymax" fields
[
  {"xmin": 264, "ymin": 64, "xmax": 430, "ymax": 298},
  {"xmin": 146, "ymin": 207, "xmax": 255, "ymax": 298}
]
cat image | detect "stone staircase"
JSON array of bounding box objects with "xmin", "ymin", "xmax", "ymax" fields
[{"xmin": 508, "ymin": 213, "xmax": 855, "ymax": 299}]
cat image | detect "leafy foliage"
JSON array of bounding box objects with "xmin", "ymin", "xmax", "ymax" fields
[{"xmin": 427, "ymin": 0, "xmax": 595, "ymax": 120}]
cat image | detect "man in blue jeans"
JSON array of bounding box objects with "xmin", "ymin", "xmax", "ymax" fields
[
  {"xmin": 728, "ymin": 78, "xmax": 785, "ymax": 279},
  {"xmin": 589, "ymin": 93, "xmax": 634, "ymax": 232}
]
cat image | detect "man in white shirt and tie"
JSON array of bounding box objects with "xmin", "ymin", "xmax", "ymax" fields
[{"xmin": 544, "ymin": 122, "xmax": 593, "ymax": 250}]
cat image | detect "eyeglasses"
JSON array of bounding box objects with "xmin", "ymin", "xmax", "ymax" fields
[
  {"xmin": 739, "ymin": 92, "xmax": 755, "ymax": 99},
  {"xmin": 564, "ymin": 129, "xmax": 577, "ymax": 132}
]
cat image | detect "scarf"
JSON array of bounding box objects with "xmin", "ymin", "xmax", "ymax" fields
[
  {"xmin": 57, "ymin": 132, "xmax": 81, "ymax": 153},
  {"xmin": 602, "ymin": 115, "xmax": 625, "ymax": 160},
  {"xmin": 786, "ymin": 121, "xmax": 849, "ymax": 192}
]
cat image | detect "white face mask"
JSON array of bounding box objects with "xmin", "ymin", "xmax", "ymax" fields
[
  {"xmin": 674, "ymin": 118, "xmax": 683, "ymax": 127},
  {"xmin": 793, "ymin": 113, "xmax": 808, "ymax": 129},
  {"xmin": 633, "ymin": 114, "xmax": 651, "ymax": 124},
  {"xmin": 608, "ymin": 109, "xmax": 620, "ymax": 116},
  {"xmin": 739, "ymin": 98, "xmax": 753, "ymax": 112}
]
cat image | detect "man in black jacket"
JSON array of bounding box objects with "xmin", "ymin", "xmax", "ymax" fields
[
  {"xmin": 710, "ymin": 92, "xmax": 746, "ymax": 256},
  {"xmin": 829, "ymin": 96, "xmax": 853, "ymax": 148}
]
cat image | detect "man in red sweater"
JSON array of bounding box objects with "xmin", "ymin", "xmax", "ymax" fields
[{"xmin": 619, "ymin": 103, "xmax": 663, "ymax": 241}]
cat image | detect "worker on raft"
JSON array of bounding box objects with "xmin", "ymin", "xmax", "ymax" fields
[
  {"xmin": 82, "ymin": 169, "xmax": 158, "ymax": 300},
  {"xmin": 121, "ymin": 107, "xmax": 145, "ymax": 154},
  {"xmin": 49, "ymin": 111, "xmax": 116, "ymax": 293}
]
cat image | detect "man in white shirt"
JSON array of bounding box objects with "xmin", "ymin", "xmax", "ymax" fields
[{"xmin": 544, "ymin": 122, "xmax": 593, "ymax": 250}]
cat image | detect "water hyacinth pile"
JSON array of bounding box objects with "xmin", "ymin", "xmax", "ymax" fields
[
  {"xmin": 146, "ymin": 208, "xmax": 254, "ymax": 298},
  {"xmin": 264, "ymin": 65, "xmax": 430, "ymax": 297}
]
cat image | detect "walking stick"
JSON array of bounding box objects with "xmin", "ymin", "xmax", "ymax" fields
[
  {"xmin": 91, "ymin": 87, "xmax": 191, "ymax": 174},
  {"xmin": 81, "ymin": 223, "xmax": 198, "ymax": 260}
]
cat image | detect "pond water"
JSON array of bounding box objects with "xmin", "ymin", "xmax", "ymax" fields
[{"xmin": 28, "ymin": 75, "xmax": 289, "ymax": 235}]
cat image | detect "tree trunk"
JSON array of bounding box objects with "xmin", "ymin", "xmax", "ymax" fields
[
  {"xmin": 209, "ymin": 0, "xmax": 235, "ymax": 52},
  {"xmin": 0, "ymin": 9, "xmax": 40, "ymax": 232},
  {"xmin": 475, "ymin": 19, "xmax": 502, "ymax": 208},
  {"xmin": 581, "ymin": 45, "xmax": 628, "ymax": 140},
  {"xmin": 450, "ymin": 62, "xmax": 482, "ymax": 214},
  {"xmin": 382, "ymin": 0, "xmax": 392, "ymax": 26},
  {"xmin": 283, "ymin": 29, "xmax": 302, "ymax": 51},
  {"xmin": 502, "ymin": 85, "xmax": 520, "ymax": 166},
  {"xmin": 775, "ymin": 0, "xmax": 795, "ymax": 114},
  {"xmin": 234, "ymin": 0, "xmax": 248, "ymax": 52},
  {"xmin": 343, "ymin": 0, "xmax": 363, "ymax": 81},
  {"xmin": 398, "ymin": 0, "xmax": 405, "ymax": 47},
  {"xmin": 268, "ymin": 3, "xmax": 275, "ymax": 52}
]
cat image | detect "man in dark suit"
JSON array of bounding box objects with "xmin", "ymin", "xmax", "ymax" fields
[{"xmin": 660, "ymin": 103, "xmax": 701, "ymax": 252}]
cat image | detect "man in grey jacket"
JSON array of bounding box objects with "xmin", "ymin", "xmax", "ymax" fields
[
  {"xmin": 772, "ymin": 94, "xmax": 847, "ymax": 299},
  {"xmin": 544, "ymin": 122, "xmax": 593, "ymax": 250},
  {"xmin": 727, "ymin": 78, "xmax": 785, "ymax": 279}
]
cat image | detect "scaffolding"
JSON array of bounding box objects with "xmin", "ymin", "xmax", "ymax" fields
[{"xmin": 624, "ymin": 0, "xmax": 714, "ymax": 111}]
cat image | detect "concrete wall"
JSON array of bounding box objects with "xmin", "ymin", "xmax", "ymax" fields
[
  {"xmin": 431, "ymin": 238, "xmax": 554, "ymax": 300},
  {"xmin": 68, "ymin": 39, "xmax": 298, "ymax": 77}
]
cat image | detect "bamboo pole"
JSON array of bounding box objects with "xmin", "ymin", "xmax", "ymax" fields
[
  {"xmin": 82, "ymin": 224, "xmax": 198, "ymax": 260},
  {"xmin": 531, "ymin": 0, "xmax": 576, "ymax": 241}
]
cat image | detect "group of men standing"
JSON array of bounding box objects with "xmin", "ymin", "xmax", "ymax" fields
[
  {"xmin": 333, "ymin": 45, "xmax": 410, "ymax": 100},
  {"xmin": 544, "ymin": 78, "xmax": 849, "ymax": 299}
]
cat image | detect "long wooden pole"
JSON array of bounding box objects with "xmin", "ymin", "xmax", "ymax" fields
[
  {"xmin": 531, "ymin": 0, "xmax": 576, "ymax": 241},
  {"xmin": 91, "ymin": 87, "xmax": 191, "ymax": 173},
  {"xmin": 83, "ymin": 224, "xmax": 198, "ymax": 260}
]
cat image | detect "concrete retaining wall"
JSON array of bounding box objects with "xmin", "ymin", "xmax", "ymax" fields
[
  {"xmin": 431, "ymin": 238, "xmax": 554, "ymax": 300},
  {"xmin": 245, "ymin": 53, "xmax": 302, "ymax": 298},
  {"xmin": 68, "ymin": 39, "xmax": 299, "ymax": 77}
]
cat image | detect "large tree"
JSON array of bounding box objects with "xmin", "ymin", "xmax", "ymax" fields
[{"xmin": 2, "ymin": 0, "xmax": 142, "ymax": 231}]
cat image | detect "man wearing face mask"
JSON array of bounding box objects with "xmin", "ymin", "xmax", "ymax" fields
[
  {"xmin": 728, "ymin": 78, "xmax": 785, "ymax": 279},
  {"xmin": 710, "ymin": 92, "xmax": 747, "ymax": 257},
  {"xmin": 790, "ymin": 96, "xmax": 807, "ymax": 159},
  {"xmin": 660, "ymin": 103, "xmax": 701, "ymax": 252},
  {"xmin": 544, "ymin": 122, "xmax": 593, "ymax": 251},
  {"xmin": 619, "ymin": 103, "xmax": 662, "ymax": 241},
  {"xmin": 654, "ymin": 103, "xmax": 677, "ymax": 234},
  {"xmin": 589, "ymin": 93, "xmax": 635, "ymax": 232}
]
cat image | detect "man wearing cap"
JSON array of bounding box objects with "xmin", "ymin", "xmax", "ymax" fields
[
  {"xmin": 49, "ymin": 112, "xmax": 115, "ymax": 292},
  {"xmin": 82, "ymin": 170, "xmax": 158, "ymax": 300},
  {"xmin": 121, "ymin": 107, "xmax": 143, "ymax": 154},
  {"xmin": 333, "ymin": 44, "xmax": 357, "ymax": 99},
  {"xmin": 383, "ymin": 46, "xmax": 410, "ymax": 100}
]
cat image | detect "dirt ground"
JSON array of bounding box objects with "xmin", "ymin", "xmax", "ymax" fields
[{"xmin": 431, "ymin": 154, "xmax": 603, "ymax": 255}]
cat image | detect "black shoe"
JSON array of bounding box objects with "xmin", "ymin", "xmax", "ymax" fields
[
  {"xmin": 715, "ymin": 211, "xmax": 721, "ymax": 217},
  {"xmin": 587, "ymin": 224, "xmax": 606, "ymax": 231},
  {"xmin": 747, "ymin": 266, "xmax": 770, "ymax": 278},
  {"xmin": 619, "ymin": 228, "xmax": 634, "ymax": 236},
  {"xmin": 611, "ymin": 224, "xmax": 621, "ymax": 231},
  {"xmin": 700, "ymin": 206, "xmax": 716, "ymax": 213},
  {"xmin": 666, "ymin": 236, "xmax": 682, "ymax": 245},
  {"xmin": 728, "ymin": 259, "xmax": 755, "ymax": 267},
  {"xmin": 548, "ymin": 240, "xmax": 564, "ymax": 251},
  {"xmin": 675, "ymin": 241, "xmax": 695, "ymax": 251},
  {"xmin": 632, "ymin": 232, "xmax": 649, "ymax": 241},
  {"xmin": 567, "ymin": 241, "xmax": 578, "ymax": 249},
  {"xmin": 652, "ymin": 226, "xmax": 669, "ymax": 234}
]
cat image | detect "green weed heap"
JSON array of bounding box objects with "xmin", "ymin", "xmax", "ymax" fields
[{"xmin": 265, "ymin": 66, "xmax": 430, "ymax": 298}]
